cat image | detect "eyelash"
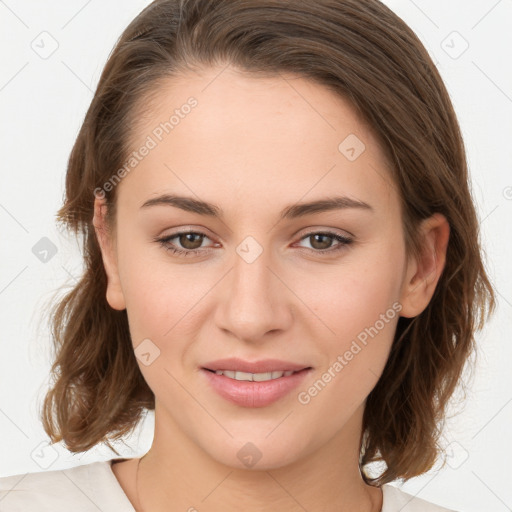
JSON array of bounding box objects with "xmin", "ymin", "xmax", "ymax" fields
[{"xmin": 154, "ymin": 230, "xmax": 353, "ymax": 258}]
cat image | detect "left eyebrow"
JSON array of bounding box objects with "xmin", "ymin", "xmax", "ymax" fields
[{"xmin": 139, "ymin": 193, "xmax": 374, "ymax": 220}]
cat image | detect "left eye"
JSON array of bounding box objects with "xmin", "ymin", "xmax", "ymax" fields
[
  {"xmin": 296, "ymin": 231, "xmax": 353, "ymax": 252},
  {"xmin": 155, "ymin": 230, "xmax": 353, "ymax": 257}
]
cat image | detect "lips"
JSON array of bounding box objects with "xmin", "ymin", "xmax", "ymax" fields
[
  {"xmin": 202, "ymin": 357, "xmax": 311, "ymax": 374},
  {"xmin": 200, "ymin": 357, "xmax": 313, "ymax": 407}
]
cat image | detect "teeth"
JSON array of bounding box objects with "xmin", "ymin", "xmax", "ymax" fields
[{"xmin": 214, "ymin": 369, "xmax": 296, "ymax": 381}]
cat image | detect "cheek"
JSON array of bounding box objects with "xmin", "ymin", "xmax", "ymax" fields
[
  {"xmin": 116, "ymin": 238, "xmax": 205, "ymax": 346},
  {"xmin": 122, "ymin": 276, "xmax": 206, "ymax": 349},
  {"xmin": 117, "ymin": 251, "xmax": 209, "ymax": 396},
  {"xmin": 303, "ymin": 247, "xmax": 404, "ymax": 336},
  {"xmin": 298, "ymin": 242, "xmax": 404, "ymax": 388},
  {"xmin": 295, "ymin": 276, "xmax": 400, "ymax": 424}
]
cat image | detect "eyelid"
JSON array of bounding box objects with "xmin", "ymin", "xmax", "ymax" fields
[
  {"xmin": 158, "ymin": 225, "xmax": 215, "ymax": 238},
  {"xmin": 295, "ymin": 226, "xmax": 354, "ymax": 239}
]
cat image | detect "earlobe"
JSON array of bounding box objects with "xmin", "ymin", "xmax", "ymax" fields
[
  {"xmin": 399, "ymin": 213, "xmax": 450, "ymax": 318},
  {"xmin": 92, "ymin": 197, "xmax": 126, "ymax": 311}
]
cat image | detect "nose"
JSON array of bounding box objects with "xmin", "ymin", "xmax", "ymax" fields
[{"xmin": 213, "ymin": 242, "xmax": 293, "ymax": 343}]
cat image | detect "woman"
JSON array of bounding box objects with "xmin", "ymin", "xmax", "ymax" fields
[{"xmin": 0, "ymin": 0, "xmax": 496, "ymax": 510}]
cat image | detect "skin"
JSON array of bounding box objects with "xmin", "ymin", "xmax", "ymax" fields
[{"xmin": 93, "ymin": 65, "xmax": 450, "ymax": 512}]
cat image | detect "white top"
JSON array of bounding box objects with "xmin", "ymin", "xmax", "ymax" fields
[{"xmin": 0, "ymin": 459, "xmax": 458, "ymax": 511}]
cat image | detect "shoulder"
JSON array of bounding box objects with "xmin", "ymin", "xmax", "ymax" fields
[
  {"xmin": 381, "ymin": 483, "xmax": 459, "ymax": 512},
  {"xmin": 0, "ymin": 460, "xmax": 135, "ymax": 512}
]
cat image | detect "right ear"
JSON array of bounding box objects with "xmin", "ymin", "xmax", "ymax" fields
[{"xmin": 92, "ymin": 196, "xmax": 126, "ymax": 311}]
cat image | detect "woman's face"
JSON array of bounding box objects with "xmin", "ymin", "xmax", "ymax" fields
[{"xmin": 94, "ymin": 65, "xmax": 444, "ymax": 470}]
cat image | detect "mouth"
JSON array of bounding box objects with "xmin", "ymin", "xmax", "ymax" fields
[
  {"xmin": 202, "ymin": 367, "xmax": 312, "ymax": 382},
  {"xmin": 200, "ymin": 366, "xmax": 313, "ymax": 408}
]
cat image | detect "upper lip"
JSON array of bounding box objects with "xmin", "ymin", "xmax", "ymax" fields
[{"xmin": 202, "ymin": 358, "xmax": 311, "ymax": 373}]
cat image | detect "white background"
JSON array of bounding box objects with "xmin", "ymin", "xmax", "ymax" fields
[{"xmin": 0, "ymin": 1, "xmax": 511, "ymax": 511}]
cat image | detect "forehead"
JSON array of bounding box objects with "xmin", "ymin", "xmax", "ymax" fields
[{"xmin": 118, "ymin": 65, "xmax": 397, "ymax": 219}]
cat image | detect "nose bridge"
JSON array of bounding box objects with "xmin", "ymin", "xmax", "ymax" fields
[
  {"xmin": 215, "ymin": 235, "xmax": 290, "ymax": 340},
  {"xmin": 231, "ymin": 236, "xmax": 276, "ymax": 312}
]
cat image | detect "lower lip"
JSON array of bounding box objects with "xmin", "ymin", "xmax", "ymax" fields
[{"xmin": 201, "ymin": 368, "xmax": 312, "ymax": 408}]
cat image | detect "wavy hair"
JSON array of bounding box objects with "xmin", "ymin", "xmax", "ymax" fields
[{"xmin": 39, "ymin": 0, "xmax": 496, "ymax": 486}]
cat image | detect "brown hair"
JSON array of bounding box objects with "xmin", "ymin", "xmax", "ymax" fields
[{"xmin": 40, "ymin": 0, "xmax": 496, "ymax": 486}]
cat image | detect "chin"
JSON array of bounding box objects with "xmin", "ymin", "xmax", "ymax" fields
[{"xmin": 201, "ymin": 432, "xmax": 311, "ymax": 471}]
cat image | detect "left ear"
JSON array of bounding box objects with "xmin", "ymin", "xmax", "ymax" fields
[{"xmin": 399, "ymin": 212, "xmax": 450, "ymax": 318}]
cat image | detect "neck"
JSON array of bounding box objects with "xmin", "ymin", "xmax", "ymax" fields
[{"xmin": 135, "ymin": 403, "xmax": 382, "ymax": 512}]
